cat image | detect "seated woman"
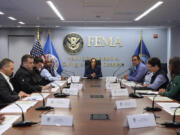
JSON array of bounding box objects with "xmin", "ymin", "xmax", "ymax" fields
[
  {"xmin": 84, "ymin": 58, "xmax": 102, "ymax": 79},
  {"xmin": 40, "ymin": 57, "xmax": 62, "ymax": 82},
  {"xmin": 159, "ymin": 57, "xmax": 180, "ymax": 100}
]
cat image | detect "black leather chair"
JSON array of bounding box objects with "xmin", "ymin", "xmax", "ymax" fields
[
  {"xmin": 161, "ymin": 63, "xmax": 168, "ymax": 74},
  {"xmin": 85, "ymin": 60, "xmax": 101, "ymax": 68}
]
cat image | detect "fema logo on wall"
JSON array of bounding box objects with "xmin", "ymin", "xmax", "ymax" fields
[{"xmin": 63, "ymin": 33, "xmax": 84, "ymax": 55}]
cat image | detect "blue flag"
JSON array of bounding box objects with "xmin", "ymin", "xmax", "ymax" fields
[
  {"xmin": 134, "ymin": 36, "xmax": 150, "ymax": 63},
  {"xmin": 43, "ymin": 35, "xmax": 63, "ymax": 74}
]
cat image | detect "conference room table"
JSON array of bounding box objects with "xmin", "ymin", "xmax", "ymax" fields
[{"xmin": 3, "ymin": 78, "xmax": 180, "ymax": 135}]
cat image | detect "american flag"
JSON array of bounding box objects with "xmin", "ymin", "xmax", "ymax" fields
[{"xmin": 30, "ymin": 39, "xmax": 44, "ymax": 57}]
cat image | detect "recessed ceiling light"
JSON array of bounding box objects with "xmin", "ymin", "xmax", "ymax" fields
[
  {"xmin": 56, "ymin": 26, "xmax": 60, "ymax": 27},
  {"xmin": 8, "ymin": 16, "xmax": 17, "ymax": 21},
  {"xmin": 18, "ymin": 21, "xmax": 25, "ymax": 25},
  {"xmin": 0, "ymin": 11, "xmax": 4, "ymax": 15},
  {"xmin": 134, "ymin": 1, "xmax": 164, "ymax": 21},
  {"xmin": 46, "ymin": 1, "xmax": 65, "ymax": 21}
]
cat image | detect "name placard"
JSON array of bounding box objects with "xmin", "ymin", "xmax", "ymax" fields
[
  {"xmin": 106, "ymin": 76, "xmax": 117, "ymax": 83},
  {"xmin": 115, "ymin": 99, "xmax": 136, "ymax": 109},
  {"xmin": 70, "ymin": 83, "xmax": 83, "ymax": 90},
  {"xmin": 71, "ymin": 76, "xmax": 81, "ymax": 83},
  {"xmin": 62, "ymin": 88, "xmax": 79, "ymax": 96},
  {"xmin": 46, "ymin": 98, "xmax": 71, "ymax": 108},
  {"xmin": 111, "ymin": 89, "xmax": 128, "ymax": 97},
  {"xmin": 106, "ymin": 83, "xmax": 120, "ymax": 90},
  {"xmin": 124, "ymin": 114, "xmax": 156, "ymax": 128},
  {"xmin": 41, "ymin": 114, "xmax": 73, "ymax": 126}
]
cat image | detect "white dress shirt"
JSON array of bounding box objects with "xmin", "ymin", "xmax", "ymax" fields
[{"xmin": 0, "ymin": 72, "xmax": 14, "ymax": 91}]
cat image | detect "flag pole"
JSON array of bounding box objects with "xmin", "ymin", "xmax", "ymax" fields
[
  {"xmin": 37, "ymin": 28, "xmax": 40, "ymax": 41},
  {"xmin": 140, "ymin": 30, "xmax": 143, "ymax": 62},
  {"xmin": 48, "ymin": 29, "xmax": 51, "ymax": 36}
]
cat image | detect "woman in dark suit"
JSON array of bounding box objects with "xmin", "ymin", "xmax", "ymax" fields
[{"xmin": 84, "ymin": 58, "xmax": 102, "ymax": 79}]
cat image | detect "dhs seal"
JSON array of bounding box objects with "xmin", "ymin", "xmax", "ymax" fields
[{"xmin": 63, "ymin": 33, "xmax": 83, "ymax": 55}]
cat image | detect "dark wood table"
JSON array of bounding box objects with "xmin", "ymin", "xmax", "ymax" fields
[{"xmin": 3, "ymin": 79, "xmax": 180, "ymax": 135}]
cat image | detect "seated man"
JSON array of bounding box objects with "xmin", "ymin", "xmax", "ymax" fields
[
  {"xmin": 0, "ymin": 58, "xmax": 29, "ymax": 108},
  {"xmin": 84, "ymin": 58, "xmax": 102, "ymax": 79},
  {"xmin": 33, "ymin": 57, "xmax": 51, "ymax": 85},
  {"xmin": 124, "ymin": 55, "xmax": 147, "ymax": 83},
  {"xmin": 11, "ymin": 54, "xmax": 51, "ymax": 94},
  {"xmin": 40, "ymin": 57, "xmax": 64, "ymax": 82},
  {"xmin": 144, "ymin": 57, "xmax": 169, "ymax": 90}
]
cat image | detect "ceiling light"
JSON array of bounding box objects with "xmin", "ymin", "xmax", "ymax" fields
[
  {"xmin": 0, "ymin": 11, "xmax": 4, "ymax": 15},
  {"xmin": 46, "ymin": 1, "xmax": 64, "ymax": 20},
  {"xmin": 8, "ymin": 16, "xmax": 17, "ymax": 21},
  {"xmin": 134, "ymin": 1, "xmax": 164, "ymax": 21},
  {"xmin": 18, "ymin": 21, "xmax": 25, "ymax": 25}
]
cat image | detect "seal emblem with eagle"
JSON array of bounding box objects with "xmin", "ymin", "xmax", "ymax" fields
[{"xmin": 63, "ymin": 33, "xmax": 84, "ymax": 55}]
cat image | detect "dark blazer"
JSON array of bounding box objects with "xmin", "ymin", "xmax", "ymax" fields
[
  {"xmin": 11, "ymin": 66, "xmax": 42, "ymax": 94},
  {"xmin": 84, "ymin": 66, "xmax": 102, "ymax": 79},
  {"xmin": 33, "ymin": 67, "xmax": 50, "ymax": 86},
  {"xmin": 0, "ymin": 73, "xmax": 19, "ymax": 109}
]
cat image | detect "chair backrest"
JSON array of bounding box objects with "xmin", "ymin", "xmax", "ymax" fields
[
  {"xmin": 85, "ymin": 60, "xmax": 101, "ymax": 68},
  {"xmin": 161, "ymin": 63, "xmax": 168, "ymax": 74}
]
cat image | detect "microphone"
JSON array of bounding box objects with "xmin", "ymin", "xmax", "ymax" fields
[
  {"xmin": 119, "ymin": 79, "xmax": 125, "ymax": 89},
  {"xmin": 161, "ymin": 106, "xmax": 180, "ymax": 127},
  {"xmin": 12, "ymin": 103, "xmax": 38, "ymax": 127},
  {"xmin": 144, "ymin": 95, "xmax": 162, "ymax": 112},
  {"xmin": 117, "ymin": 68, "xmax": 131, "ymax": 78},
  {"xmin": 129, "ymin": 85, "xmax": 144, "ymax": 98},
  {"xmin": 35, "ymin": 93, "xmax": 54, "ymax": 110},
  {"xmin": 112, "ymin": 63, "xmax": 124, "ymax": 76},
  {"xmin": 54, "ymin": 86, "xmax": 69, "ymax": 98}
]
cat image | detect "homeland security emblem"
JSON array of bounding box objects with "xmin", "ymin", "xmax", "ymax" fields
[{"xmin": 63, "ymin": 33, "xmax": 83, "ymax": 55}]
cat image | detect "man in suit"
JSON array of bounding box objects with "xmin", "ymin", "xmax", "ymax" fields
[
  {"xmin": 0, "ymin": 58, "xmax": 29, "ymax": 108},
  {"xmin": 11, "ymin": 54, "xmax": 51, "ymax": 94},
  {"xmin": 84, "ymin": 58, "xmax": 102, "ymax": 79},
  {"xmin": 124, "ymin": 55, "xmax": 147, "ymax": 83},
  {"xmin": 33, "ymin": 57, "xmax": 50, "ymax": 85}
]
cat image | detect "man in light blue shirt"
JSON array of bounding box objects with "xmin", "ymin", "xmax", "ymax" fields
[
  {"xmin": 124, "ymin": 55, "xmax": 147, "ymax": 83},
  {"xmin": 40, "ymin": 58, "xmax": 62, "ymax": 82}
]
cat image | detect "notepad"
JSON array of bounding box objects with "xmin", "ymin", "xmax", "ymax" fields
[
  {"xmin": 0, "ymin": 101, "xmax": 38, "ymax": 113},
  {"xmin": 148, "ymin": 96, "xmax": 173, "ymax": 102},
  {"xmin": 157, "ymin": 102, "xmax": 180, "ymax": 115},
  {"xmin": 136, "ymin": 90, "xmax": 158, "ymax": 95},
  {"xmin": 0, "ymin": 115, "xmax": 20, "ymax": 134},
  {"xmin": 23, "ymin": 93, "xmax": 50, "ymax": 101}
]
